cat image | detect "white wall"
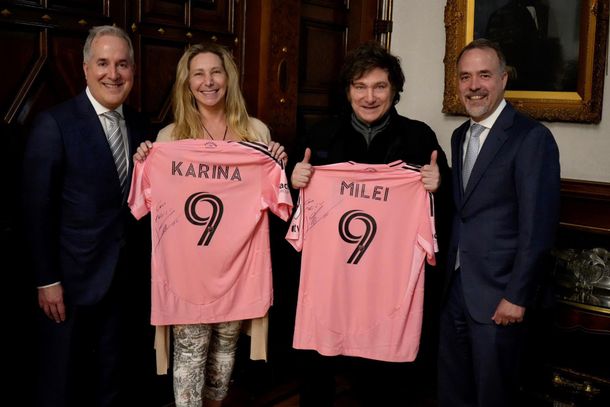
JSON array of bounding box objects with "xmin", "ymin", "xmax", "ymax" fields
[{"xmin": 391, "ymin": 0, "xmax": 610, "ymax": 182}]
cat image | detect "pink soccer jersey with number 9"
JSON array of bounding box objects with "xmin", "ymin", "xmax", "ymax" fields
[
  {"xmin": 286, "ymin": 161, "xmax": 436, "ymax": 362},
  {"xmin": 129, "ymin": 139, "xmax": 292, "ymax": 326}
]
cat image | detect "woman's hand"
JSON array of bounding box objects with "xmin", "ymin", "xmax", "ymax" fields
[
  {"xmin": 268, "ymin": 141, "xmax": 288, "ymax": 166},
  {"xmin": 291, "ymin": 148, "xmax": 313, "ymax": 189},
  {"xmin": 420, "ymin": 150, "xmax": 440, "ymax": 193},
  {"xmin": 133, "ymin": 140, "xmax": 153, "ymax": 163}
]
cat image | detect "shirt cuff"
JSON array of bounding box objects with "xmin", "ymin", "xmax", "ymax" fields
[{"xmin": 38, "ymin": 281, "xmax": 61, "ymax": 289}]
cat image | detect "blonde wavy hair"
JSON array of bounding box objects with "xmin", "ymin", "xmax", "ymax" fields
[{"xmin": 171, "ymin": 43, "xmax": 253, "ymax": 141}]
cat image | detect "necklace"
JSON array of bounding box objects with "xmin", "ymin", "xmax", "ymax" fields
[{"xmin": 201, "ymin": 122, "xmax": 228, "ymax": 141}]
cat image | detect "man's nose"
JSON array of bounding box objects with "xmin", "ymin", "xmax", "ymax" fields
[
  {"xmin": 469, "ymin": 76, "xmax": 480, "ymax": 90},
  {"xmin": 107, "ymin": 65, "xmax": 119, "ymax": 79}
]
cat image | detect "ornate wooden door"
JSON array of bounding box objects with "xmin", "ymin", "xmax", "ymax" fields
[{"xmin": 242, "ymin": 0, "xmax": 393, "ymax": 153}]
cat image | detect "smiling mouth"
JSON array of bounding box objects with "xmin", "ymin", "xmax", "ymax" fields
[{"xmin": 468, "ymin": 95, "xmax": 486, "ymax": 101}]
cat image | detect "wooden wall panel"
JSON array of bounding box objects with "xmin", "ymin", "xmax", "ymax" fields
[
  {"xmin": 1, "ymin": 1, "xmax": 111, "ymax": 29},
  {"xmin": 49, "ymin": 32, "xmax": 87, "ymax": 96},
  {"xmin": 190, "ymin": 0, "xmax": 234, "ymax": 33},
  {"xmin": 1, "ymin": 28, "xmax": 89, "ymax": 125},
  {"xmin": 0, "ymin": 0, "xmax": 114, "ymax": 124},
  {"xmin": 559, "ymin": 180, "xmax": 610, "ymax": 234},
  {"xmin": 8, "ymin": 30, "xmax": 86, "ymax": 132},
  {"xmin": 138, "ymin": 39, "xmax": 185, "ymax": 123},
  {"xmin": 129, "ymin": 0, "xmax": 243, "ymax": 127},
  {"xmin": 133, "ymin": 1, "xmax": 237, "ymax": 45},
  {"xmin": 299, "ymin": 20, "xmax": 346, "ymax": 93},
  {"xmin": 139, "ymin": 0, "xmax": 186, "ymax": 27},
  {"xmin": 47, "ymin": 0, "xmax": 105, "ymax": 14},
  {"xmin": 298, "ymin": 18, "xmax": 346, "ymax": 130},
  {"xmin": 0, "ymin": 27, "xmax": 39, "ymax": 122},
  {"xmin": 297, "ymin": 0, "xmax": 349, "ymax": 133}
]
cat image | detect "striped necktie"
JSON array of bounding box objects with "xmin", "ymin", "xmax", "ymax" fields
[
  {"xmin": 462, "ymin": 123, "xmax": 485, "ymax": 190},
  {"xmin": 102, "ymin": 111, "xmax": 128, "ymax": 194}
]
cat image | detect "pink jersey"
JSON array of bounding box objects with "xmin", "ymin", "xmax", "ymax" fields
[
  {"xmin": 286, "ymin": 161, "xmax": 436, "ymax": 362},
  {"xmin": 129, "ymin": 139, "xmax": 292, "ymax": 325}
]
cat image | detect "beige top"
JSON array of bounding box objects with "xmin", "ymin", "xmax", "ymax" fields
[
  {"xmin": 153, "ymin": 116, "xmax": 272, "ymax": 374},
  {"xmin": 156, "ymin": 116, "xmax": 271, "ymax": 143}
]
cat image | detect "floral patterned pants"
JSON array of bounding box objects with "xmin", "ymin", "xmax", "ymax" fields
[{"xmin": 172, "ymin": 321, "xmax": 242, "ymax": 407}]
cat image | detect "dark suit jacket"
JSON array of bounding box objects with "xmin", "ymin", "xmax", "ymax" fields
[
  {"xmin": 23, "ymin": 91, "xmax": 148, "ymax": 305},
  {"xmin": 447, "ymin": 103, "xmax": 560, "ymax": 323}
]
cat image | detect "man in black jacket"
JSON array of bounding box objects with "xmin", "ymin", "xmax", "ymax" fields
[{"xmin": 290, "ymin": 41, "xmax": 452, "ymax": 406}]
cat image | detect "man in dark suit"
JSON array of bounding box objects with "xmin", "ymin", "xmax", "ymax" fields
[
  {"xmin": 22, "ymin": 25, "xmax": 150, "ymax": 407},
  {"xmin": 437, "ymin": 38, "xmax": 560, "ymax": 407}
]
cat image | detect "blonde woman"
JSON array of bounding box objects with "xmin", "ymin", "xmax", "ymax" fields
[{"xmin": 135, "ymin": 43, "xmax": 287, "ymax": 407}]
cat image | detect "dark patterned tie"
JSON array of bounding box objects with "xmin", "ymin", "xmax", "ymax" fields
[
  {"xmin": 462, "ymin": 123, "xmax": 485, "ymax": 190},
  {"xmin": 102, "ymin": 111, "xmax": 128, "ymax": 194}
]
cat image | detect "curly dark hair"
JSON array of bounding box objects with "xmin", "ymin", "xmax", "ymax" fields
[{"xmin": 340, "ymin": 41, "xmax": 405, "ymax": 105}]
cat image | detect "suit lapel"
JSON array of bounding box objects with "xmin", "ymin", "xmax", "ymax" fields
[
  {"xmin": 453, "ymin": 121, "xmax": 470, "ymax": 203},
  {"xmin": 74, "ymin": 92, "xmax": 114, "ymax": 159},
  {"xmin": 461, "ymin": 105, "xmax": 515, "ymax": 207}
]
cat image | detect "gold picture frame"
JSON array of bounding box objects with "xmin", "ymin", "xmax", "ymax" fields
[{"xmin": 442, "ymin": 0, "xmax": 609, "ymax": 123}]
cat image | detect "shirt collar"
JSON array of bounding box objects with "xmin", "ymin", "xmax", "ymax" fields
[
  {"xmin": 470, "ymin": 99, "xmax": 506, "ymax": 130},
  {"xmin": 86, "ymin": 87, "xmax": 124, "ymax": 118}
]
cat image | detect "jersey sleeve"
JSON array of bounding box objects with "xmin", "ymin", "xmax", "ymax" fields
[
  {"xmin": 285, "ymin": 189, "xmax": 304, "ymax": 252},
  {"xmin": 128, "ymin": 154, "xmax": 152, "ymax": 220},
  {"xmin": 416, "ymin": 192, "xmax": 437, "ymax": 266},
  {"xmin": 262, "ymin": 160, "xmax": 293, "ymax": 221}
]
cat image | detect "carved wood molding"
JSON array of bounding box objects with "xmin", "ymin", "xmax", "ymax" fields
[{"xmin": 264, "ymin": 0, "xmax": 300, "ymax": 142}]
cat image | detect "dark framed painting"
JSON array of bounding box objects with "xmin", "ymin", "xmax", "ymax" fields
[{"xmin": 443, "ymin": 0, "xmax": 609, "ymax": 123}]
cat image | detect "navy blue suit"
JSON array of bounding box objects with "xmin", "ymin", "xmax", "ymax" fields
[
  {"xmin": 23, "ymin": 91, "xmax": 149, "ymax": 407},
  {"xmin": 438, "ymin": 103, "xmax": 560, "ymax": 406}
]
